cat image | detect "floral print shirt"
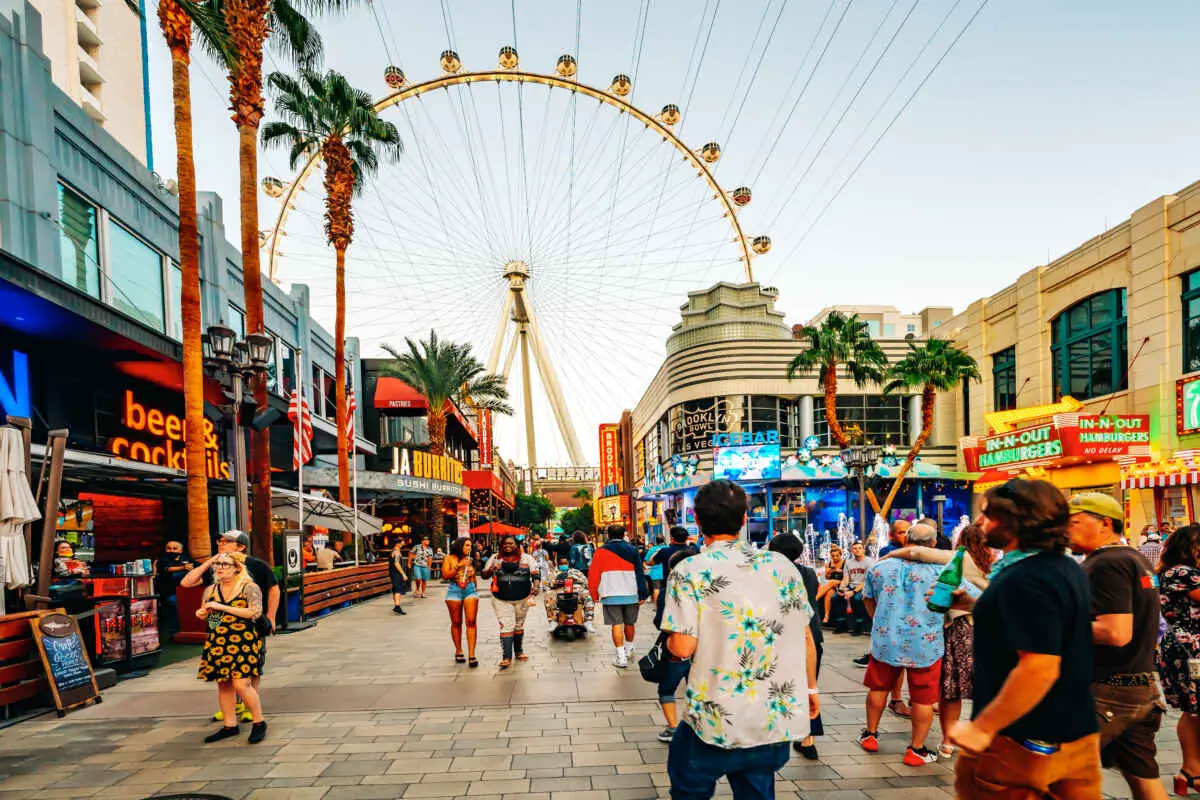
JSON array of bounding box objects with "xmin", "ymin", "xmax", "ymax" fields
[
  {"xmin": 863, "ymin": 559, "xmax": 949, "ymax": 668},
  {"xmin": 412, "ymin": 545, "xmax": 433, "ymax": 568},
  {"xmin": 662, "ymin": 539, "xmax": 813, "ymax": 749}
]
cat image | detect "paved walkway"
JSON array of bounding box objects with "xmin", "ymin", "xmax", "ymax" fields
[{"xmin": 0, "ymin": 584, "xmax": 1182, "ymax": 799}]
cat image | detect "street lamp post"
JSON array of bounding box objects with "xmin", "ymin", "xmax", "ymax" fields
[
  {"xmin": 203, "ymin": 324, "xmax": 274, "ymax": 537},
  {"xmin": 841, "ymin": 445, "xmax": 882, "ymax": 542}
]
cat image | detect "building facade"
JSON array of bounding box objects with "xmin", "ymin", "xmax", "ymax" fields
[
  {"xmin": 0, "ymin": 1, "xmax": 363, "ymax": 558},
  {"xmin": 631, "ymin": 283, "xmax": 971, "ymax": 542},
  {"xmin": 942, "ymin": 178, "xmax": 1200, "ymax": 531},
  {"xmin": 2, "ymin": 0, "xmax": 150, "ymax": 165}
]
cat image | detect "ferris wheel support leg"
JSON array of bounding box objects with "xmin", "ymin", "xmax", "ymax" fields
[
  {"xmin": 518, "ymin": 325, "xmax": 537, "ymax": 469},
  {"xmin": 524, "ymin": 306, "xmax": 586, "ymax": 466},
  {"xmin": 502, "ymin": 328, "xmax": 519, "ymax": 380},
  {"xmin": 487, "ymin": 291, "xmax": 515, "ymax": 374}
]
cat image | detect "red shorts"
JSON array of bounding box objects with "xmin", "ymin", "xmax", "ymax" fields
[{"xmin": 864, "ymin": 657, "xmax": 942, "ymax": 706}]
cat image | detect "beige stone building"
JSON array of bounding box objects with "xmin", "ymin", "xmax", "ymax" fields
[
  {"xmin": 941, "ymin": 178, "xmax": 1200, "ymax": 528},
  {"xmin": 14, "ymin": 0, "xmax": 150, "ymax": 163}
]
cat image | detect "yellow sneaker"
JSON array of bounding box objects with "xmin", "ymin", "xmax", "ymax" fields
[
  {"xmin": 236, "ymin": 701, "xmax": 252, "ymax": 722},
  {"xmin": 212, "ymin": 709, "xmax": 224, "ymax": 722}
]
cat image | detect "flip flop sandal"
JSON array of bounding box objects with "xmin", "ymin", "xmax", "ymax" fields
[
  {"xmin": 888, "ymin": 699, "xmax": 912, "ymax": 718},
  {"xmin": 455, "ymin": 654, "xmax": 466, "ymax": 664}
]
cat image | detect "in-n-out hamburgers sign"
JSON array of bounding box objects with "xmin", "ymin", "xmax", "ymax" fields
[{"xmin": 963, "ymin": 414, "xmax": 1150, "ymax": 473}]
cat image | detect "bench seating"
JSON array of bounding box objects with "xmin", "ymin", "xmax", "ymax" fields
[
  {"xmin": 0, "ymin": 611, "xmax": 49, "ymax": 713},
  {"xmin": 301, "ymin": 563, "xmax": 391, "ymax": 616}
]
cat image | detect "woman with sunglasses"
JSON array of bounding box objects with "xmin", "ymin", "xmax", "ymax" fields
[{"xmin": 197, "ymin": 552, "xmax": 267, "ymax": 744}]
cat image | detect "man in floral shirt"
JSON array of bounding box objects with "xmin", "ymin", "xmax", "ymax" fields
[{"xmin": 662, "ymin": 479, "xmax": 819, "ymax": 800}]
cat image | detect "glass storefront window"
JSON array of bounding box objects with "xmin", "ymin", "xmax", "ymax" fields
[
  {"xmin": 280, "ymin": 344, "xmax": 296, "ymax": 396},
  {"xmin": 381, "ymin": 415, "xmax": 429, "ymax": 446},
  {"xmin": 108, "ymin": 222, "xmax": 165, "ymax": 333},
  {"xmin": 1050, "ymin": 289, "xmax": 1127, "ymax": 400},
  {"xmin": 167, "ymin": 262, "xmax": 183, "ymax": 341},
  {"xmin": 57, "ymin": 184, "xmax": 101, "ymax": 298},
  {"xmin": 812, "ymin": 395, "xmax": 907, "ymax": 447},
  {"xmin": 265, "ymin": 331, "xmax": 279, "ymax": 394},
  {"xmin": 1183, "ymin": 271, "xmax": 1200, "ymax": 373},
  {"xmin": 992, "ymin": 346, "xmax": 1016, "ymax": 411},
  {"xmin": 227, "ymin": 304, "xmax": 245, "ymax": 338},
  {"xmin": 322, "ymin": 369, "xmax": 336, "ymax": 421}
]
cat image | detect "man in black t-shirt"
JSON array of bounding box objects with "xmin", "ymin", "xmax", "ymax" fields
[
  {"xmin": 948, "ymin": 479, "xmax": 1101, "ymax": 799},
  {"xmin": 1068, "ymin": 492, "xmax": 1167, "ymax": 800}
]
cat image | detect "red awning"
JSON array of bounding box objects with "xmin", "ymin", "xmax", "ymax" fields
[
  {"xmin": 468, "ymin": 521, "xmax": 527, "ymax": 537},
  {"xmin": 374, "ymin": 377, "xmax": 428, "ymax": 410}
]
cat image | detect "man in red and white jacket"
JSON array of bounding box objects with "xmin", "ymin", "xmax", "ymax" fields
[{"xmin": 589, "ymin": 524, "xmax": 650, "ymax": 668}]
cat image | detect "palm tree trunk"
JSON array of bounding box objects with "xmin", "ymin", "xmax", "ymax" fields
[
  {"xmin": 428, "ymin": 409, "xmax": 447, "ymax": 548},
  {"xmin": 334, "ymin": 244, "xmax": 349, "ymax": 506},
  {"xmin": 824, "ymin": 358, "xmax": 848, "ymax": 449},
  {"xmin": 226, "ymin": 0, "xmax": 272, "ymax": 562},
  {"xmin": 879, "ymin": 385, "xmax": 936, "ymax": 517},
  {"xmin": 161, "ymin": 1, "xmax": 210, "ymax": 558}
]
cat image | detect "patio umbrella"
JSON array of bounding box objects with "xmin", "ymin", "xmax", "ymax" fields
[{"xmin": 0, "ymin": 427, "xmax": 39, "ymax": 590}]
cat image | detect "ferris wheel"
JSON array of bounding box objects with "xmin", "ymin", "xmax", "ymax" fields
[{"xmin": 260, "ymin": 47, "xmax": 772, "ymax": 467}]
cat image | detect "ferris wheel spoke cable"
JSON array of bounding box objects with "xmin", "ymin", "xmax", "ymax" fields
[
  {"xmin": 744, "ymin": 0, "xmax": 841, "ymax": 183},
  {"xmin": 767, "ymin": 0, "xmax": 991, "ymax": 276},
  {"xmin": 764, "ymin": 0, "xmax": 922, "ymax": 234}
]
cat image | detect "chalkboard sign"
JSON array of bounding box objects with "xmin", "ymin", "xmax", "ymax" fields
[{"xmin": 29, "ymin": 612, "xmax": 101, "ymax": 715}]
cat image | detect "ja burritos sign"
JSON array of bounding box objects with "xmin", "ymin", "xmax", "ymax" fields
[{"xmin": 963, "ymin": 413, "xmax": 1151, "ymax": 472}]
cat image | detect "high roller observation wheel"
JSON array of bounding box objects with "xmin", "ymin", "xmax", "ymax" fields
[{"xmin": 259, "ymin": 48, "xmax": 771, "ymax": 284}]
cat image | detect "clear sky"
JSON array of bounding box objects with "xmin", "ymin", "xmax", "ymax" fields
[{"xmin": 146, "ymin": 0, "xmax": 1200, "ymax": 465}]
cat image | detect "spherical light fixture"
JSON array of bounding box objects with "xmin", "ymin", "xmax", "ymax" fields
[
  {"xmin": 555, "ymin": 54, "xmax": 577, "ymax": 78},
  {"xmin": 261, "ymin": 176, "xmax": 285, "ymax": 198},
  {"xmin": 609, "ymin": 74, "xmax": 632, "ymax": 96},
  {"xmin": 730, "ymin": 186, "xmax": 752, "ymax": 207},
  {"xmin": 440, "ymin": 50, "xmax": 462, "ymax": 74},
  {"xmin": 750, "ymin": 235, "xmax": 771, "ymax": 255},
  {"xmin": 384, "ymin": 65, "xmax": 406, "ymax": 89},
  {"xmin": 699, "ymin": 142, "xmax": 721, "ymax": 163},
  {"xmin": 660, "ymin": 104, "xmax": 681, "ymax": 126},
  {"xmin": 498, "ymin": 46, "xmax": 519, "ymax": 70}
]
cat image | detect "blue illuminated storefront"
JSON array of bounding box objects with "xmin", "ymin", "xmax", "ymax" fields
[{"xmin": 634, "ymin": 431, "xmax": 974, "ymax": 544}]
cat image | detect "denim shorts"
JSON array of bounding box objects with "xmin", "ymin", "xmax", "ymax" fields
[
  {"xmin": 658, "ymin": 658, "xmax": 692, "ymax": 705},
  {"xmin": 445, "ymin": 582, "xmax": 478, "ymax": 602},
  {"xmin": 412, "ymin": 565, "xmax": 431, "ymax": 582}
]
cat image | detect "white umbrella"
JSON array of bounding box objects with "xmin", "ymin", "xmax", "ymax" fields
[{"xmin": 0, "ymin": 427, "xmax": 39, "ymax": 590}]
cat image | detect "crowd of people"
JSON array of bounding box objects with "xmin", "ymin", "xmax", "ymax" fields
[{"xmin": 173, "ymin": 476, "xmax": 1200, "ymax": 800}]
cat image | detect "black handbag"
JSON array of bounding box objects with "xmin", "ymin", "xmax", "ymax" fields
[{"xmin": 638, "ymin": 632, "xmax": 670, "ymax": 684}]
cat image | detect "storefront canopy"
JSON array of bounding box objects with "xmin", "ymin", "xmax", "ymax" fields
[
  {"xmin": 374, "ymin": 377, "xmax": 428, "ymax": 410},
  {"xmin": 270, "ymin": 487, "xmax": 383, "ymax": 536},
  {"xmin": 467, "ymin": 521, "xmax": 526, "ymax": 537}
]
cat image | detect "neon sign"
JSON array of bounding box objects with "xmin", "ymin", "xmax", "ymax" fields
[
  {"xmin": 109, "ymin": 390, "xmax": 230, "ymax": 478},
  {"xmin": 711, "ymin": 430, "xmax": 779, "ymax": 447},
  {"xmin": 0, "ymin": 349, "xmax": 31, "ymax": 418}
]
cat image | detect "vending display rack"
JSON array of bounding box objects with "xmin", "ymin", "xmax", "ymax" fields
[{"xmin": 87, "ymin": 575, "xmax": 160, "ymax": 672}]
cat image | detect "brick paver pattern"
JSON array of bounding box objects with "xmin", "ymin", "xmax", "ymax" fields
[{"xmin": 0, "ymin": 583, "xmax": 1180, "ymax": 799}]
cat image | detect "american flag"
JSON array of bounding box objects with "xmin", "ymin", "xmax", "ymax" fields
[
  {"xmin": 345, "ymin": 388, "xmax": 357, "ymax": 445},
  {"xmin": 288, "ymin": 388, "xmax": 313, "ymax": 470}
]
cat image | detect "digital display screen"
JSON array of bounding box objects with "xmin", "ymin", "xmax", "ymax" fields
[{"xmin": 712, "ymin": 444, "xmax": 782, "ymax": 482}]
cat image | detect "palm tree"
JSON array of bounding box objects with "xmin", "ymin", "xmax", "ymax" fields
[
  {"xmin": 380, "ymin": 332, "xmax": 513, "ymax": 543},
  {"xmin": 786, "ymin": 311, "xmax": 889, "ymax": 449},
  {"xmin": 879, "ymin": 339, "xmax": 981, "ymax": 516},
  {"xmin": 262, "ymin": 69, "xmax": 402, "ymax": 506},
  {"xmin": 207, "ymin": 0, "xmax": 327, "ymax": 560},
  {"xmin": 159, "ymin": 0, "xmax": 233, "ymax": 558}
]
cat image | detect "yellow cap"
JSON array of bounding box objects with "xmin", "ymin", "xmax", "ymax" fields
[{"xmin": 1068, "ymin": 492, "xmax": 1124, "ymax": 522}]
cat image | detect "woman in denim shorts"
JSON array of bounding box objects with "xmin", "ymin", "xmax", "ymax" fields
[
  {"xmin": 442, "ymin": 538, "xmax": 480, "ymax": 667},
  {"xmin": 656, "ymin": 549, "xmax": 697, "ymax": 743}
]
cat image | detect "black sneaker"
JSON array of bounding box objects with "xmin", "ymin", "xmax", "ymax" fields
[
  {"xmin": 853, "ymin": 654, "xmax": 870, "ymax": 667},
  {"xmin": 792, "ymin": 741, "xmax": 819, "ymax": 760},
  {"xmin": 204, "ymin": 725, "xmax": 240, "ymax": 743}
]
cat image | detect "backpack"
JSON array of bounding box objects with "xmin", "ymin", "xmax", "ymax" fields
[
  {"xmin": 493, "ymin": 559, "xmax": 533, "ymax": 601},
  {"xmin": 569, "ymin": 542, "xmax": 594, "ymax": 572}
]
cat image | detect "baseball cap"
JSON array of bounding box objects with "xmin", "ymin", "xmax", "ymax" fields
[
  {"xmin": 219, "ymin": 529, "xmax": 251, "ymax": 548},
  {"xmin": 1068, "ymin": 492, "xmax": 1124, "ymax": 523}
]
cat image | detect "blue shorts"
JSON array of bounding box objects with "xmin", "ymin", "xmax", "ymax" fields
[
  {"xmin": 658, "ymin": 658, "xmax": 692, "ymax": 705},
  {"xmin": 445, "ymin": 582, "xmax": 477, "ymax": 602},
  {"xmin": 412, "ymin": 565, "xmax": 431, "ymax": 582}
]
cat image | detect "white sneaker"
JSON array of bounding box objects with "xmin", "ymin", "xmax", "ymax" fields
[
  {"xmin": 624, "ymin": 642, "xmax": 636, "ymax": 658},
  {"xmin": 613, "ymin": 653, "xmax": 628, "ymax": 668},
  {"xmin": 585, "ymin": 621, "xmax": 595, "ymax": 633}
]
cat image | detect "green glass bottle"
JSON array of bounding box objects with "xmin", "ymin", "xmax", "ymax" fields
[{"xmin": 927, "ymin": 547, "xmax": 966, "ymax": 613}]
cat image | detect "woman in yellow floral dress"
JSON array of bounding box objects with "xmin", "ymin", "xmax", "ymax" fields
[{"xmin": 196, "ymin": 552, "xmax": 267, "ymax": 744}]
